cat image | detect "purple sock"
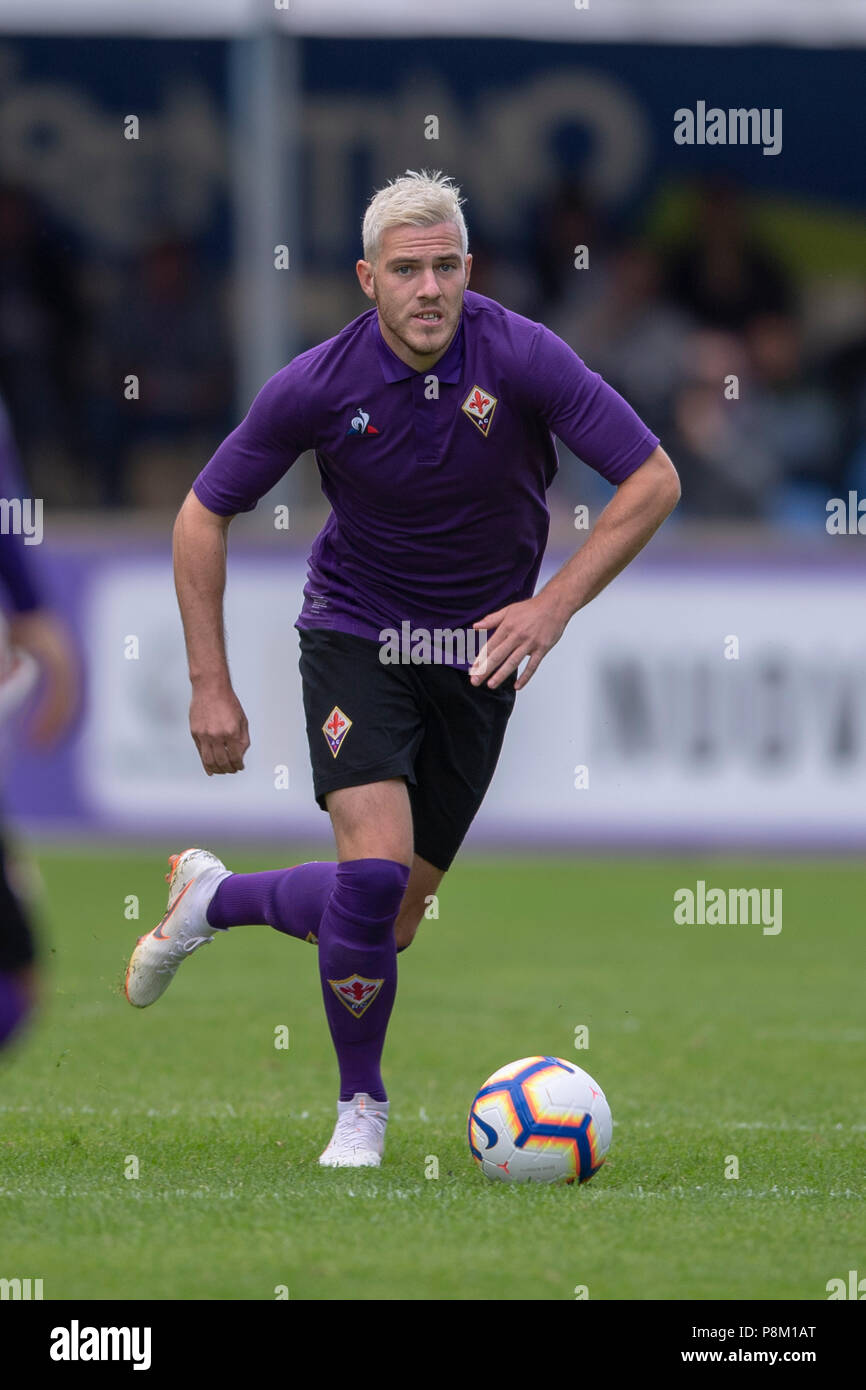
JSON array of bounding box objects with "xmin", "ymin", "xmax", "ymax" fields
[
  {"xmin": 0, "ymin": 970, "xmax": 30, "ymax": 1049},
  {"xmin": 206, "ymin": 861, "xmax": 338, "ymax": 942},
  {"xmin": 317, "ymin": 858, "xmax": 410, "ymax": 1103}
]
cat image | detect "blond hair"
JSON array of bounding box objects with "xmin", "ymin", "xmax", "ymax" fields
[{"xmin": 362, "ymin": 169, "xmax": 468, "ymax": 264}]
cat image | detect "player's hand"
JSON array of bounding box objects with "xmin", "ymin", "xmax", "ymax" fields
[
  {"xmin": 469, "ymin": 594, "xmax": 569, "ymax": 691},
  {"xmin": 7, "ymin": 610, "xmax": 81, "ymax": 747},
  {"xmin": 189, "ymin": 679, "xmax": 250, "ymax": 774}
]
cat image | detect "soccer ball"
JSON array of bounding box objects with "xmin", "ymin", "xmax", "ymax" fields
[{"xmin": 468, "ymin": 1056, "xmax": 612, "ymax": 1184}]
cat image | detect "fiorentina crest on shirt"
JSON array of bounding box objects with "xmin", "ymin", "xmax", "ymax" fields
[
  {"xmin": 461, "ymin": 384, "xmax": 498, "ymax": 436},
  {"xmin": 329, "ymin": 973, "xmax": 384, "ymax": 1017},
  {"xmin": 322, "ymin": 705, "xmax": 352, "ymax": 757}
]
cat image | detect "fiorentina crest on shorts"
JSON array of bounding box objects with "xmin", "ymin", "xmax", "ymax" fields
[
  {"xmin": 461, "ymin": 384, "xmax": 498, "ymax": 436},
  {"xmin": 322, "ymin": 705, "xmax": 352, "ymax": 758},
  {"xmin": 329, "ymin": 974, "xmax": 384, "ymax": 1017}
]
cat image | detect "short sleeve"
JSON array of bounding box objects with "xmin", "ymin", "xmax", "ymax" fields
[
  {"xmin": 192, "ymin": 364, "xmax": 312, "ymax": 516},
  {"xmin": 526, "ymin": 325, "xmax": 659, "ymax": 484}
]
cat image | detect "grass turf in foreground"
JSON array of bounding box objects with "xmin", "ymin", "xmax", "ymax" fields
[{"xmin": 0, "ymin": 848, "xmax": 863, "ymax": 1300}]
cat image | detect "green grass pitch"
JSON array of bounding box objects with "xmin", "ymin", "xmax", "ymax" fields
[{"xmin": 1, "ymin": 847, "xmax": 863, "ymax": 1301}]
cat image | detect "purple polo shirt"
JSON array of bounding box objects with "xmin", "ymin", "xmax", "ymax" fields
[{"xmin": 193, "ymin": 290, "xmax": 659, "ymax": 663}]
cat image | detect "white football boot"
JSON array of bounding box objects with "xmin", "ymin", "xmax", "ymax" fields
[
  {"xmin": 318, "ymin": 1094, "xmax": 389, "ymax": 1168},
  {"xmin": 125, "ymin": 848, "xmax": 232, "ymax": 1008}
]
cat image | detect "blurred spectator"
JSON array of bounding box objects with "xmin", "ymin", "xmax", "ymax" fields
[
  {"xmin": 529, "ymin": 177, "xmax": 610, "ymax": 321},
  {"xmin": 96, "ymin": 237, "xmax": 232, "ymax": 508},
  {"xmin": 555, "ymin": 240, "xmax": 692, "ymax": 433},
  {"xmin": 822, "ymin": 304, "xmax": 866, "ymax": 491},
  {"xmin": 744, "ymin": 313, "xmax": 844, "ymax": 519},
  {"xmin": 664, "ymin": 179, "xmax": 794, "ymax": 332},
  {"xmin": 0, "ymin": 183, "xmax": 89, "ymax": 500},
  {"xmin": 459, "ymin": 231, "xmax": 536, "ymax": 320},
  {"xmin": 669, "ymin": 329, "xmax": 780, "ymax": 520}
]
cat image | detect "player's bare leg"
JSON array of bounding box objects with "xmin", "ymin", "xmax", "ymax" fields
[
  {"xmin": 326, "ymin": 776, "xmax": 413, "ymax": 862},
  {"xmin": 195, "ymin": 771, "xmax": 440, "ymax": 950},
  {"xmin": 394, "ymin": 855, "xmax": 444, "ymax": 951}
]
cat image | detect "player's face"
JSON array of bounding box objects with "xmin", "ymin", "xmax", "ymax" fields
[{"xmin": 356, "ymin": 222, "xmax": 472, "ymax": 371}]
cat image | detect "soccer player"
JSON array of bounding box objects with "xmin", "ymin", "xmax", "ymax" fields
[
  {"xmin": 125, "ymin": 170, "xmax": 680, "ymax": 1166},
  {"xmin": 0, "ymin": 398, "xmax": 79, "ymax": 1049}
]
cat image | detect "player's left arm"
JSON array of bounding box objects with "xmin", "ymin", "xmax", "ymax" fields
[{"xmin": 470, "ymin": 444, "xmax": 680, "ymax": 689}]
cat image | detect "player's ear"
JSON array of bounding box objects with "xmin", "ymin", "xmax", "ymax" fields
[
  {"xmin": 356, "ymin": 259, "xmax": 376, "ymax": 301},
  {"xmin": 464, "ymin": 253, "xmax": 472, "ymax": 289}
]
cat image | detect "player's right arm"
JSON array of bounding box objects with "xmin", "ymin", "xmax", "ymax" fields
[
  {"xmin": 173, "ymin": 488, "xmax": 250, "ymax": 776},
  {"xmin": 178, "ymin": 361, "xmax": 313, "ymax": 774}
]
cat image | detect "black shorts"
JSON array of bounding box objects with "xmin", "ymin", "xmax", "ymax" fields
[
  {"xmin": 298, "ymin": 627, "xmax": 517, "ymax": 872},
  {"xmin": 0, "ymin": 834, "xmax": 36, "ymax": 971}
]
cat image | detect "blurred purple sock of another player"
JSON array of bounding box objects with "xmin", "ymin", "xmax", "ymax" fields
[{"xmin": 0, "ymin": 969, "xmax": 30, "ymax": 1048}]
